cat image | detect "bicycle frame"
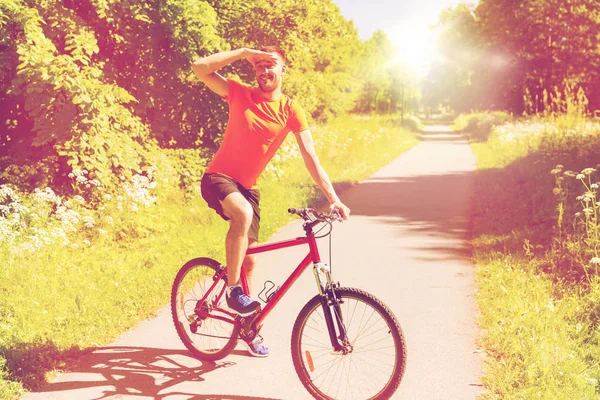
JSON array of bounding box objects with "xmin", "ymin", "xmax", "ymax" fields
[{"xmin": 197, "ymin": 230, "xmax": 323, "ymax": 330}]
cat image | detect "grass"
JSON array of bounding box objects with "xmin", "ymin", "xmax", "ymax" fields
[
  {"xmin": 0, "ymin": 113, "xmax": 418, "ymax": 399},
  {"xmin": 476, "ymin": 254, "xmax": 600, "ymax": 399},
  {"xmin": 465, "ymin": 111, "xmax": 600, "ymax": 398}
]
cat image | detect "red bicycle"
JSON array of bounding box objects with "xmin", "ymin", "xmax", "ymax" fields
[{"xmin": 171, "ymin": 207, "xmax": 407, "ymax": 399}]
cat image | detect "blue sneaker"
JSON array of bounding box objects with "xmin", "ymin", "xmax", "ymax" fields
[
  {"xmin": 240, "ymin": 336, "xmax": 270, "ymax": 357},
  {"xmin": 226, "ymin": 286, "xmax": 261, "ymax": 316}
]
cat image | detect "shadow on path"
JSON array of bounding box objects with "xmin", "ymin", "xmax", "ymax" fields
[
  {"xmin": 28, "ymin": 346, "xmax": 280, "ymax": 400},
  {"xmin": 338, "ymin": 128, "xmax": 476, "ymax": 261}
]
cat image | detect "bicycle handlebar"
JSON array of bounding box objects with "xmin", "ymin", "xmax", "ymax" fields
[{"xmin": 288, "ymin": 207, "xmax": 342, "ymax": 222}]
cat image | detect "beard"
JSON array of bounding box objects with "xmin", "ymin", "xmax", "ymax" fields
[{"xmin": 257, "ymin": 75, "xmax": 279, "ymax": 93}]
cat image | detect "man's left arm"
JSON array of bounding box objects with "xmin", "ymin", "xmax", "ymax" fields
[{"xmin": 294, "ymin": 129, "xmax": 350, "ymax": 219}]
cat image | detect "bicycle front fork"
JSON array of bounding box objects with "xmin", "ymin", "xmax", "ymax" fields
[{"xmin": 313, "ymin": 263, "xmax": 352, "ymax": 353}]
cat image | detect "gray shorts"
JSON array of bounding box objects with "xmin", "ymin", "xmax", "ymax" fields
[{"xmin": 200, "ymin": 173, "xmax": 260, "ymax": 241}]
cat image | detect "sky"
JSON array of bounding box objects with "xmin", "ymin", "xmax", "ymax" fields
[{"xmin": 333, "ymin": 0, "xmax": 476, "ymax": 70}]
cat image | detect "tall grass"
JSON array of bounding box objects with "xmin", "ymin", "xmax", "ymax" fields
[
  {"xmin": 464, "ymin": 109, "xmax": 600, "ymax": 398},
  {"xmin": 0, "ymin": 114, "xmax": 417, "ymax": 399}
]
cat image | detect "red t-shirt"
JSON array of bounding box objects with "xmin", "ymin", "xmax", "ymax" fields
[{"xmin": 205, "ymin": 79, "xmax": 309, "ymax": 189}]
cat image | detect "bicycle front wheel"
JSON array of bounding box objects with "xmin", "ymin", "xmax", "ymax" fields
[
  {"xmin": 171, "ymin": 257, "xmax": 239, "ymax": 361},
  {"xmin": 291, "ymin": 287, "xmax": 407, "ymax": 400}
]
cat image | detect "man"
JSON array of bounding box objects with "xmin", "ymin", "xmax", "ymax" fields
[{"xmin": 192, "ymin": 46, "xmax": 350, "ymax": 357}]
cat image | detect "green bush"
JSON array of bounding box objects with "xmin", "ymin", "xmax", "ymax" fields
[
  {"xmin": 453, "ymin": 111, "xmax": 512, "ymax": 141},
  {"xmin": 401, "ymin": 115, "xmax": 424, "ymax": 132}
]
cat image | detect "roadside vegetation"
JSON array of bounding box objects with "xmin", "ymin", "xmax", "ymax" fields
[{"xmin": 461, "ymin": 94, "xmax": 600, "ymax": 398}]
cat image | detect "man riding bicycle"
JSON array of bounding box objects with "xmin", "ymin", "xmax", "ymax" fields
[{"xmin": 192, "ymin": 46, "xmax": 350, "ymax": 357}]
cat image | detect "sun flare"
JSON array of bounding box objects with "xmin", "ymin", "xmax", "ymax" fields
[{"xmin": 387, "ymin": 20, "xmax": 440, "ymax": 73}]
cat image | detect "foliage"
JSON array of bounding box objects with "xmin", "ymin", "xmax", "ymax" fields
[
  {"xmin": 401, "ymin": 115, "xmax": 424, "ymax": 132},
  {"xmin": 2, "ymin": 2, "xmax": 160, "ymax": 194},
  {"xmin": 427, "ymin": 1, "xmax": 600, "ymax": 114},
  {"xmin": 422, "ymin": 4, "xmax": 483, "ymax": 113},
  {"xmin": 452, "ymin": 111, "xmax": 512, "ymax": 141},
  {"xmin": 0, "ymin": 0, "xmax": 401, "ymax": 198}
]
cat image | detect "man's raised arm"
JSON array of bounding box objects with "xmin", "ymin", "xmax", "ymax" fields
[{"xmin": 192, "ymin": 48, "xmax": 278, "ymax": 97}]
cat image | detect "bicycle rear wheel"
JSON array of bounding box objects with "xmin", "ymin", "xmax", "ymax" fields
[
  {"xmin": 291, "ymin": 287, "xmax": 406, "ymax": 400},
  {"xmin": 171, "ymin": 257, "xmax": 239, "ymax": 361}
]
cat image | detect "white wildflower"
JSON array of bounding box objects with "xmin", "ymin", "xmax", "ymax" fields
[
  {"xmin": 83, "ymin": 239, "xmax": 91, "ymax": 246},
  {"xmin": 103, "ymin": 194, "xmax": 112, "ymax": 201},
  {"xmin": 582, "ymin": 168, "xmax": 596, "ymax": 175},
  {"xmin": 68, "ymin": 173, "xmax": 75, "ymax": 178},
  {"xmin": 82, "ymin": 216, "xmax": 95, "ymax": 228},
  {"xmin": 33, "ymin": 188, "xmax": 61, "ymax": 206},
  {"xmin": 73, "ymin": 195, "xmax": 85, "ymax": 204},
  {"xmin": 590, "ymin": 257, "xmax": 600, "ymax": 265},
  {"xmin": 103, "ymin": 216, "xmax": 114, "ymax": 225},
  {"xmin": 0, "ymin": 185, "xmax": 18, "ymax": 202},
  {"xmin": 591, "ymin": 184, "xmax": 599, "ymax": 190},
  {"xmin": 98, "ymin": 229, "xmax": 107, "ymax": 235},
  {"xmin": 576, "ymin": 174, "xmax": 586, "ymax": 180},
  {"xmin": 71, "ymin": 243, "xmax": 79, "ymax": 249},
  {"xmin": 55, "ymin": 207, "xmax": 81, "ymax": 232},
  {"xmin": 49, "ymin": 227, "xmax": 67, "ymax": 240},
  {"xmin": 76, "ymin": 175, "xmax": 87, "ymax": 184},
  {"xmin": 583, "ymin": 208, "xmax": 593, "ymax": 215}
]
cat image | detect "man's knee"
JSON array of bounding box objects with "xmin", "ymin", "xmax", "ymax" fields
[{"xmin": 221, "ymin": 193, "xmax": 253, "ymax": 228}]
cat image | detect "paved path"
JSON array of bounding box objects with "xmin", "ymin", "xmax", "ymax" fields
[{"xmin": 22, "ymin": 125, "xmax": 484, "ymax": 399}]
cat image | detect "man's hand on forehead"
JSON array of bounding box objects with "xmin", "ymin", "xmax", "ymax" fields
[{"xmin": 244, "ymin": 48, "xmax": 280, "ymax": 67}]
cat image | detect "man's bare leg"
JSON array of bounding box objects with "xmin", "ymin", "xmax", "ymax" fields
[
  {"xmin": 244, "ymin": 240, "xmax": 258, "ymax": 295},
  {"xmin": 220, "ymin": 192, "xmax": 253, "ymax": 286}
]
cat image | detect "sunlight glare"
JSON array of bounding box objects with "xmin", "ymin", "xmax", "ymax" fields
[{"xmin": 388, "ymin": 19, "xmax": 440, "ymax": 73}]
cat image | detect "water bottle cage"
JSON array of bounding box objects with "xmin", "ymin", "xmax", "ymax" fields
[{"xmin": 258, "ymin": 280, "xmax": 280, "ymax": 303}]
